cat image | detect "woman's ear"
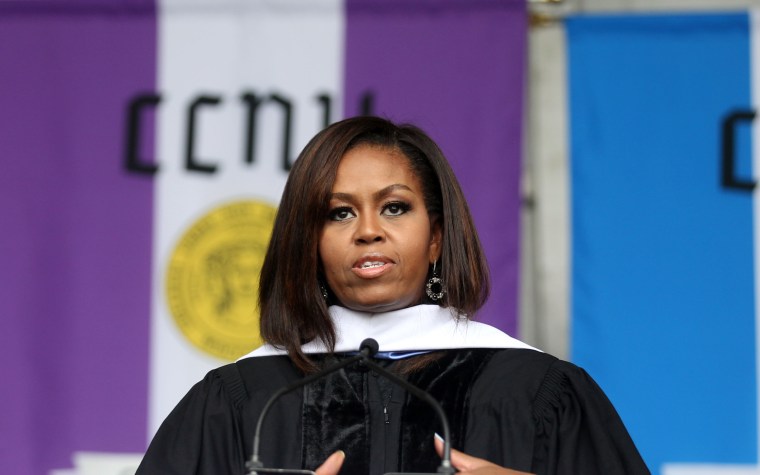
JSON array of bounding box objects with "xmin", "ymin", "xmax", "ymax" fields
[{"xmin": 429, "ymin": 217, "xmax": 443, "ymax": 262}]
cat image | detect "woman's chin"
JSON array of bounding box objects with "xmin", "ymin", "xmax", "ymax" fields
[
  {"xmin": 331, "ymin": 285, "xmax": 426, "ymax": 314},
  {"xmin": 338, "ymin": 298, "xmax": 417, "ymax": 314}
]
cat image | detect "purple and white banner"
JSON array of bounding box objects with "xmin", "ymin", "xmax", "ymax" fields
[{"xmin": 0, "ymin": 1, "xmax": 525, "ymax": 473}]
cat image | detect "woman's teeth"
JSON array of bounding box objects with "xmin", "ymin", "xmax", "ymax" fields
[{"xmin": 360, "ymin": 261, "xmax": 385, "ymax": 269}]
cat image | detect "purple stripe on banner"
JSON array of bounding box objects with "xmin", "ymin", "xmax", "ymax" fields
[
  {"xmin": 344, "ymin": 0, "xmax": 526, "ymax": 334},
  {"xmin": 0, "ymin": 3, "xmax": 156, "ymax": 474}
]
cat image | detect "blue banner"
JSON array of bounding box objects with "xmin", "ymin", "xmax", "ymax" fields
[{"xmin": 568, "ymin": 12, "xmax": 757, "ymax": 473}]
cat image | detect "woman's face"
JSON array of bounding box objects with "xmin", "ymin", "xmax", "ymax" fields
[{"xmin": 319, "ymin": 144, "xmax": 442, "ymax": 313}]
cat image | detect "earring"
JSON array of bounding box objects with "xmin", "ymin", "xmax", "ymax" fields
[
  {"xmin": 425, "ymin": 260, "xmax": 446, "ymax": 301},
  {"xmin": 319, "ymin": 281, "xmax": 329, "ymax": 301}
]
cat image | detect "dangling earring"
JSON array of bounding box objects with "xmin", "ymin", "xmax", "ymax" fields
[
  {"xmin": 425, "ymin": 260, "xmax": 446, "ymax": 301},
  {"xmin": 319, "ymin": 281, "xmax": 329, "ymax": 301}
]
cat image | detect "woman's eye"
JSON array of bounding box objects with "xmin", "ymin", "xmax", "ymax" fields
[
  {"xmin": 328, "ymin": 207, "xmax": 355, "ymax": 221},
  {"xmin": 383, "ymin": 202, "xmax": 411, "ymax": 216}
]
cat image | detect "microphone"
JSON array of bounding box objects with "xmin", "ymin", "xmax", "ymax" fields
[
  {"xmin": 360, "ymin": 337, "xmax": 379, "ymax": 357},
  {"xmin": 246, "ymin": 338, "xmax": 456, "ymax": 475}
]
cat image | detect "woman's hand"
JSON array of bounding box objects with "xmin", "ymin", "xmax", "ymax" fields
[
  {"xmin": 434, "ymin": 436, "xmax": 534, "ymax": 475},
  {"xmin": 314, "ymin": 450, "xmax": 345, "ymax": 475},
  {"xmin": 314, "ymin": 441, "xmax": 535, "ymax": 475}
]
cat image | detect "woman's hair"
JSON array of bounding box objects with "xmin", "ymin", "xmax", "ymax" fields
[{"xmin": 258, "ymin": 116, "xmax": 490, "ymax": 372}]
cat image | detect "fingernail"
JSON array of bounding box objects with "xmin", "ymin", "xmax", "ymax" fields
[
  {"xmin": 434, "ymin": 432, "xmax": 444, "ymax": 442},
  {"xmin": 336, "ymin": 450, "xmax": 345, "ymax": 459}
]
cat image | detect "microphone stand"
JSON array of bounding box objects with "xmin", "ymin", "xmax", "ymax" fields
[
  {"xmin": 246, "ymin": 338, "xmax": 456, "ymax": 475},
  {"xmin": 246, "ymin": 351, "xmax": 370, "ymax": 474},
  {"xmin": 359, "ymin": 356, "xmax": 456, "ymax": 475}
]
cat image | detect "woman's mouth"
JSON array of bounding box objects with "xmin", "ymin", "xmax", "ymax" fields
[
  {"xmin": 352, "ymin": 256, "xmax": 394, "ymax": 278},
  {"xmin": 359, "ymin": 261, "xmax": 385, "ymax": 269}
]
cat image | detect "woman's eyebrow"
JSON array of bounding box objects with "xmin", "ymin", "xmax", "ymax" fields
[
  {"xmin": 373, "ymin": 184, "xmax": 412, "ymax": 200},
  {"xmin": 329, "ymin": 192, "xmax": 354, "ymax": 202},
  {"xmin": 329, "ymin": 184, "xmax": 413, "ymax": 203}
]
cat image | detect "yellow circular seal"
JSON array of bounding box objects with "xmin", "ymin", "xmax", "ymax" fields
[{"xmin": 165, "ymin": 200, "xmax": 276, "ymax": 361}]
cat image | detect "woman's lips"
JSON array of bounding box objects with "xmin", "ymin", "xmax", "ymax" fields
[{"xmin": 352, "ymin": 256, "xmax": 394, "ymax": 279}]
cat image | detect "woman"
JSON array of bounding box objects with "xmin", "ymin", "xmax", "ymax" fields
[{"xmin": 137, "ymin": 117, "xmax": 649, "ymax": 475}]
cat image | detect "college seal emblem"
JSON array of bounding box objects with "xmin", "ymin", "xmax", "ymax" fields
[{"xmin": 165, "ymin": 200, "xmax": 277, "ymax": 360}]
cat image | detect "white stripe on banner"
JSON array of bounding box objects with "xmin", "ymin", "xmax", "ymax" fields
[{"xmin": 149, "ymin": 0, "xmax": 343, "ymax": 435}]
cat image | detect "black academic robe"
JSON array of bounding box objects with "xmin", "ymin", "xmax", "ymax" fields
[{"xmin": 137, "ymin": 349, "xmax": 650, "ymax": 475}]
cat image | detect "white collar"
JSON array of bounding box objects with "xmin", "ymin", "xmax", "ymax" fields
[{"xmin": 239, "ymin": 305, "xmax": 538, "ymax": 359}]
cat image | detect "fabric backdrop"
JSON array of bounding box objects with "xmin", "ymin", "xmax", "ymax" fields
[
  {"xmin": 568, "ymin": 11, "xmax": 759, "ymax": 474},
  {"xmin": 0, "ymin": 1, "xmax": 526, "ymax": 474}
]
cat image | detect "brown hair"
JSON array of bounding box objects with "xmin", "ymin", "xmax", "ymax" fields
[{"xmin": 258, "ymin": 116, "xmax": 490, "ymax": 372}]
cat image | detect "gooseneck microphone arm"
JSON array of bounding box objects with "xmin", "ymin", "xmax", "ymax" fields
[
  {"xmin": 246, "ymin": 340, "xmax": 378, "ymax": 473},
  {"xmin": 246, "ymin": 338, "xmax": 456, "ymax": 475},
  {"xmin": 357, "ymin": 341, "xmax": 456, "ymax": 475}
]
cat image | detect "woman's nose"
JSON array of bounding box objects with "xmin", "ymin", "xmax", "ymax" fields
[{"xmin": 354, "ymin": 214, "xmax": 385, "ymax": 244}]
